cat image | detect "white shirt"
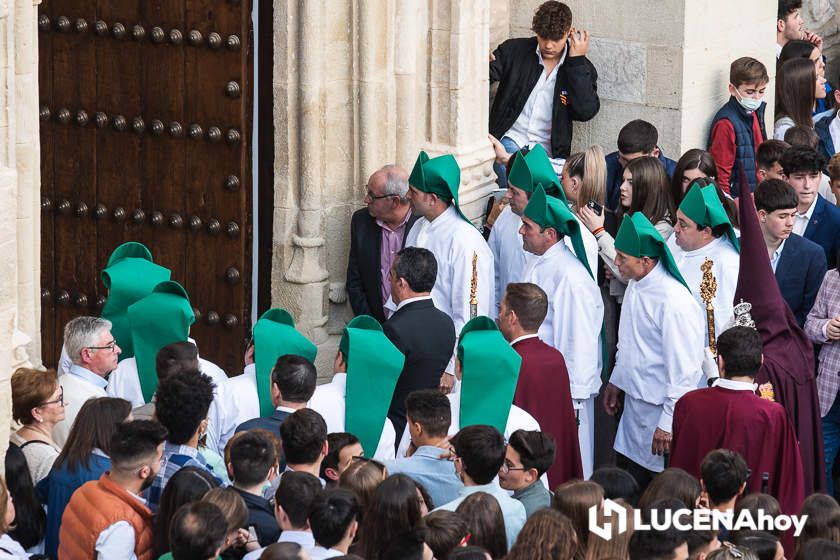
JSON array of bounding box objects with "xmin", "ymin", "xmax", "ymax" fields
[
  {"xmin": 307, "ymin": 373, "xmax": 397, "ymax": 461},
  {"xmin": 95, "ymin": 492, "xmax": 147, "ymax": 560},
  {"xmin": 395, "ymin": 294, "xmax": 433, "ymax": 312},
  {"xmin": 522, "ymin": 241, "xmax": 603, "ymax": 399},
  {"xmin": 770, "ymin": 239, "xmax": 787, "ymax": 273},
  {"xmin": 242, "ymin": 531, "xmax": 316, "ymax": 560},
  {"xmin": 793, "ymin": 197, "xmax": 818, "ymax": 237},
  {"xmin": 713, "ymin": 378, "xmax": 758, "ymax": 392},
  {"xmin": 0, "ymin": 534, "xmax": 28, "ymax": 559},
  {"xmin": 309, "ymin": 545, "xmax": 344, "ymax": 559},
  {"xmin": 107, "ymin": 353, "xmax": 237, "ymax": 455},
  {"xmin": 54, "ymin": 364, "xmax": 109, "ymax": 446},
  {"xmin": 609, "ymin": 262, "xmax": 705, "ymax": 432},
  {"xmin": 667, "ymin": 236, "xmax": 740, "ymax": 339},
  {"xmin": 504, "ymin": 44, "xmax": 566, "ymax": 155},
  {"xmin": 829, "ymin": 113, "xmax": 840, "ymax": 156},
  {"xmin": 226, "ymin": 363, "xmax": 261, "ymax": 428},
  {"xmin": 488, "ymin": 205, "xmax": 598, "ymax": 316}
]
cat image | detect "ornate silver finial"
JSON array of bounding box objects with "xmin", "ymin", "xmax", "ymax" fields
[{"xmin": 732, "ymin": 299, "xmax": 755, "ymax": 328}]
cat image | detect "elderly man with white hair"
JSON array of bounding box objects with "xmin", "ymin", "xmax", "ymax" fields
[{"xmin": 53, "ymin": 316, "xmax": 122, "ymax": 445}]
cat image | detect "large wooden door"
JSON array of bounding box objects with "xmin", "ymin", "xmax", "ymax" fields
[{"xmin": 38, "ymin": 0, "xmax": 253, "ymax": 375}]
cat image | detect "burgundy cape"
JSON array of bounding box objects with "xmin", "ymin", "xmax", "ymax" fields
[
  {"xmin": 670, "ymin": 387, "xmax": 805, "ymax": 516},
  {"xmin": 734, "ymin": 191, "xmax": 825, "ymax": 493},
  {"xmin": 512, "ymin": 336, "xmax": 583, "ymax": 487}
]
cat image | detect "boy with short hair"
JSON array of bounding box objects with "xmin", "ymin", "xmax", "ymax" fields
[
  {"xmin": 228, "ymin": 430, "xmax": 280, "ymax": 546},
  {"xmin": 498, "ymin": 429, "xmax": 555, "ymax": 518},
  {"xmin": 708, "ymin": 57, "xmax": 769, "ymax": 196},
  {"xmin": 757, "ymin": 140, "xmax": 790, "ymax": 183},
  {"xmin": 826, "ymin": 152, "xmax": 840, "ymax": 203}
]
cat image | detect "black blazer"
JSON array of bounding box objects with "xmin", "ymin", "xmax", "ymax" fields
[
  {"xmin": 383, "ymin": 298, "xmax": 456, "ymax": 440},
  {"xmin": 346, "ymin": 207, "xmax": 419, "ymax": 322},
  {"xmin": 775, "ymin": 233, "xmax": 827, "ymax": 327}
]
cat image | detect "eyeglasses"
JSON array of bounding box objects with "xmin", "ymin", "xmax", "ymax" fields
[
  {"xmin": 40, "ymin": 386, "xmax": 65, "ymax": 407},
  {"xmin": 500, "ymin": 460, "xmax": 527, "ymax": 474},
  {"xmin": 86, "ymin": 339, "xmax": 118, "ymax": 353},
  {"xmin": 365, "ymin": 189, "xmax": 398, "ymax": 201}
]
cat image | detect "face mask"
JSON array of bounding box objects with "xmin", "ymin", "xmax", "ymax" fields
[{"xmin": 732, "ymin": 86, "xmax": 763, "ymax": 112}]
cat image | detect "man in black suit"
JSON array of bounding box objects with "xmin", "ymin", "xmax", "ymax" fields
[
  {"xmin": 755, "ymin": 179, "xmax": 828, "ymax": 326},
  {"xmin": 383, "ymin": 247, "xmax": 456, "ymax": 443},
  {"xmin": 347, "ymin": 165, "xmax": 419, "ymax": 322}
]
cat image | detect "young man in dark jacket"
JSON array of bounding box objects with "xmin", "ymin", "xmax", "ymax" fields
[{"xmin": 489, "ymin": 1, "xmax": 599, "ymax": 188}]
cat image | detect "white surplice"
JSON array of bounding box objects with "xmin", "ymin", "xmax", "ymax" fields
[
  {"xmin": 609, "ymin": 262, "xmax": 705, "ymax": 472},
  {"xmin": 667, "ymin": 235, "xmax": 740, "ymax": 339}
]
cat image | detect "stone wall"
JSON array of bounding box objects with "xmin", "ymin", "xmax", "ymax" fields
[{"xmin": 803, "ymin": 0, "xmax": 840, "ymax": 90}]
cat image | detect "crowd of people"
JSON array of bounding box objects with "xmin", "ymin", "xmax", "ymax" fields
[{"xmin": 6, "ymin": 0, "xmax": 840, "ymax": 559}]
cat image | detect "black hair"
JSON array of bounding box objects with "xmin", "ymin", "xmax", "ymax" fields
[
  {"xmin": 275, "ymin": 471, "xmax": 324, "ymax": 529},
  {"xmin": 109, "ymin": 419, "xmax": 168, "ymax": 469},
  {"xmin": 382, "ymin": 528, "xmax": 428, "ymax": 560},
  {"xmin": 778, "ymin": 0, "xmax": 802, "ymax": 20},
  {"xmin": 155, "ymin": 369, "xmax": 215, "ymax": 445},
  {"xmin": 5, "ymin": 444, "xmax": 46, "ymax": 548},
  {"xmin": 628, "ymin": 517, "xmax": 688, "ymax": 560},
  {"xmin": 153, "ymin": 466, "xmax": 221, "ymax": 557},
  {"xmin": 717, "ymin": 326, "xmax": 763, "ymax": 378},
  {"xmin": 795, "ymin": 538, "xmax": 840, "ymax": 559},
  {"xmin": 448, "ymin": 546, "xmax": 494, "ymax": 560},
  {"xmin": 780, "ymin": 145, "xmax": 826, "ymax": 176},
  {"xmin": 309, "ymin": 488, "xmax": 360, "ymax": 549},
  {"xmin": 279, "ymin": 408, "xmax": 328, "ymax": 465},
  {"xmin": 733, "ymin": 530, "xmax": 781, "ymax": 560},
  {"xmin": 55, "ymin": 396, "xmax": 133, "ymax": 472},
  {"xmin": 422, "ymin": 510, "xmax": 469, "ymax": 559},
  {"xmin": 700, "ymin": 449, "xmax": 749, "ymax": 506},
  {"xmin": 169, "ymin": 501, "xmax": 228, "ymax": 560},
  {"xmin": 394, "ymin": 247, "xmax": 438, "ymax": 293},
  {"xmin": 686, "ymin": 523, "xmax": 720, "ymax": 558},
  {"xmin": 156, "ymin": 341, "xmax": 199, "ymax": 384},
  {"xmin": 272, "ymin": 355, "xmax": 318, "ymax": 403},
  {"xmin": 617, "ymin": 119, "xmax": 659, "ymax": 155},
  {"xmin": 322, "ymin": 432, "xmax": 361, "ymax": 482},
  {"xmin": 451, "ymin": 425, "xmax": 506, "ymax": 485},
  {"xmin": 229, "ymin": 429, "xmax": 278, "ymax": 486},
  {"xmin": 590, "ymin": 466, "xmax": 641, "ymax": 506},
  {"xmin": 405, "ymin": 389, "xmax": 452, "ymax": 438},
  {"xmin": 756, "ymin": 140, "xmax": 791, "ymax": 170},
  {"xmin": 638, "ymin": 469, "xmax": 701, "ymax": 513},
  {"xmin": 507, "ymin": 429, "xmax": 556, "ymax": 477},
  {"xmin": 754, "ymin": 179, "xmax": 799, "ymax": 213},
  {"xmin": 357, "ymin": 474, "xmax": 426, "ymax": 560}
]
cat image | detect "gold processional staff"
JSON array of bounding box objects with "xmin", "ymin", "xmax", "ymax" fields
[
  {"xmin": 470, "ymin": 252, "xmax": 478, "ymax": 319},
  {"xmin": 699, "ymin": 257, "xmax": 718, "ymax": 356}
]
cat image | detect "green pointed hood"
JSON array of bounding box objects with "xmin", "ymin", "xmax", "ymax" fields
[
  {"xmin": 507, "ymin": 144, "xmax": 567, "ymax": 203},
  {"xmin": 408, "ymin": 150, "xmax": 472, "ymax": 225},
  {"xmin": 339, "ymin": 315, "xmax": 405, "ymax": 457},
  {"xmin": 127, "ymin": 281, "xmax": 195, "ymax": 403},
  {"xmin": 614, "ymin": 212, "xmax": 689, "ymax": 290},
  {"xmin": 253, "ymin": 309, "xmax": 318, "ymax": 417},
  {"xmin": 100, "ymin": 242, "xmax": 171, "ymax": 360},
  {"xmin": 457, "ymin": 316, "xmax": 521, "ymax": 434},
  {"xmin": 523, "ymin": 184, "xmax": 592, "ymax": 277},
  {"xmin": 678, "ymin": 182, "xmax": 740, "ymax": 252}
]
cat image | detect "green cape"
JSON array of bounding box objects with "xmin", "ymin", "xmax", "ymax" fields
[
  {"xmin": 100, "ymin": 242, "xmax": 171, "ymax": 360},
  {"xmin": 678, "ymin": 182, "xmax": 740, "ymax": 252},
  {"xmin": 408, "ymin": 150, "xmax": 471, "ymax": 225},
  {"xmin": 339, "ymin": 315, "xmax": 405, "ymax": 457},
  {"xmin": 253, "ymin": 309, "xmax": 318, "ymax": 417},
  {"xmin": 523, "ymin": 184, "xmax": 592, "ymax": 277},
  {"xmin": 614, "ymin": 212, "xmax": 689, "ymax": 291},
  {"xmin": 127, "ymin": 281, "xmax": 195, "ymax": 403},
  {"xmin": 457, "ymin": 316, "xmax": 522, "ymax": 434},
  {"xmin": 507, "ymin": 144, "xmax": 567, "ymax": 203}
]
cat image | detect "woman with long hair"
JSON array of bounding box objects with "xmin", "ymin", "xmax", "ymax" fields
[
  {"xmin": 779, "ymin": 39, "xmax": 831, "ymax": 113},
  {"xmin": 584, "ymin": 499, "xmax": 635, "ymax": 560},
  {"xmin": 775, "ymin": 57, "xmax": 827, "ymax": 139},
  {"xmin": 795, "ymin": 493, "xmax": 840, "ymax": 554},
  {"xmin": 636, "ymin": 468, "xmax": 701, "ymax": 511},
  {"xmin": 338, "ymin": 458, "xmax": 387, "ymax": 515},
  {"xmin": 39, "ymin": 397, "xmax": 132, "ymax": 559},
  {"xmin": 152, "ymin": 466, "xmax": 220, "ymax": 558},
  {"xmin": 670, "ymin": 149, "xmax": 739, "ymax": 227},
  {"xmin": 10, "ymin": 368, "xmax": 65, "ymax": 484},
  {"xmin": 4, "ymin": 444, "xmax": 45, "ymax": 552},
  {"xmin": 355, "ymin": 474, "xmax": 425, "ymax": 560},
  {"xmin": 553, "ymin": 480, "xmax": 604, "ymax": 560},
  {"xmin": 562, "ymin": 145, "xmax": 607, "ymax": 212},
  {"xmin": 456, "ymin": 492, "xmax": 508, "ymax": 559},
  {"xmin": 505, "ymin": 509, "xmax": 578, "ymax": 560},
  {"xmin": 201, "ymin": 487, "xmax": 260, "ymax": 558}
]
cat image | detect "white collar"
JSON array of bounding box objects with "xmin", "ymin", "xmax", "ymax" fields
[
  {"xmin": 773, "ymin": 238, "xmax": 787, "ymax": 259},
  {"xmin": 678, "ymin": 236, "xmax": 730, "ymax": 258},
  {"xmin": 510, "ymin": 334, "xmax": 539, "ymax": 346},
  {"xmin": 797, "ymin": 196, "xmax": 819, "ymax": 220},
  {"xmin": 535, "ymin": 42, "xmax": 568, "ymax": 68},
  {"xmin": 328, "ymin": 373, "xmax": 347, "ymax": 396},
  {"xmin": 427, "ymin": 205, "xmax": 458, "ymax": 228},
  {"xmin": 713, "ymin": 378, "xmax": 758, "ymax": 392},
  {"xmin": 395, "ymin": 295, "xmax": 433, "ymax": 311}
]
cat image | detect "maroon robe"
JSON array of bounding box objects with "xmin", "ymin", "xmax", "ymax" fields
[
  {"xmin": 512, "ymin": 336, "xmax": 583, "ymax": 487},
  {"xmin": 735, "ymin": 191, "xmax": 825, "ymax": 493},
  {"xmin": 671, "ymin": 386, "xmax": 805, "ymax": 516}
]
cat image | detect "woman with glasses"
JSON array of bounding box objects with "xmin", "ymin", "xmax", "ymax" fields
[{"xmin": 9, "ymin": 368, "xmax": 65, "ymax": 484}]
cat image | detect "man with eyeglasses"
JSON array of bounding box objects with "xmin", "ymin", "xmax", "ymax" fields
[
  {"xmin": 498, "ymin": 429, "xmax": 555, "ymax": 519},
  {"xmin": 54, "ymin": 316, "xmax": 122, "ymax": 446},
  {"xmin": 346, "ymin": 164, "xmax": 418, "ymax": 323}
]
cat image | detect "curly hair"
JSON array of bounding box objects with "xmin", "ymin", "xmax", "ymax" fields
[
  {"xmin": 506, "ymin": 508, "xmax": 578, "ymax": 560},
  {"xmin": 531, "ymin": 1, "xmax": 572, "ymax": 41},
  {"xmin": 154, "ymin": 368, "xmax": 215, "ymax": 444}
]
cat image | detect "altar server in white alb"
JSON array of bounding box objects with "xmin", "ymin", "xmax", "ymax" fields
[
  {"xmin": 605, "ymin": 213, "xmax": 705, "ymax": 484},
  {"xmin": 309, "ymin": 315, "xmax": 404, "ymax": 461},
  {"xmin": 401, "ymin": 150, "xmax": 495, "ymax": 386},
  {"xmin": 106, "ymin": 281, "xmax": 237, "ymax": 455},
  {"xmin": 488, "ymin": 145, "xmax": 597, "ymax": 315},
  {"xmin": 519, "ymin": 184, "xmax": 603, "ymax": 478},
  {"xmin": 668, "ymin": 178, "xmax": 740, "ymax": 338},
  {"xmin": 226, "ymin": 308, "xmax": 318, "ymax": 427}
]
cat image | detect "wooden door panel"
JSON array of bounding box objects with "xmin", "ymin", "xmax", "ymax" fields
[{"xmin": 39, "ymin": 0, "xmax": 252, "ymax": 375}]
